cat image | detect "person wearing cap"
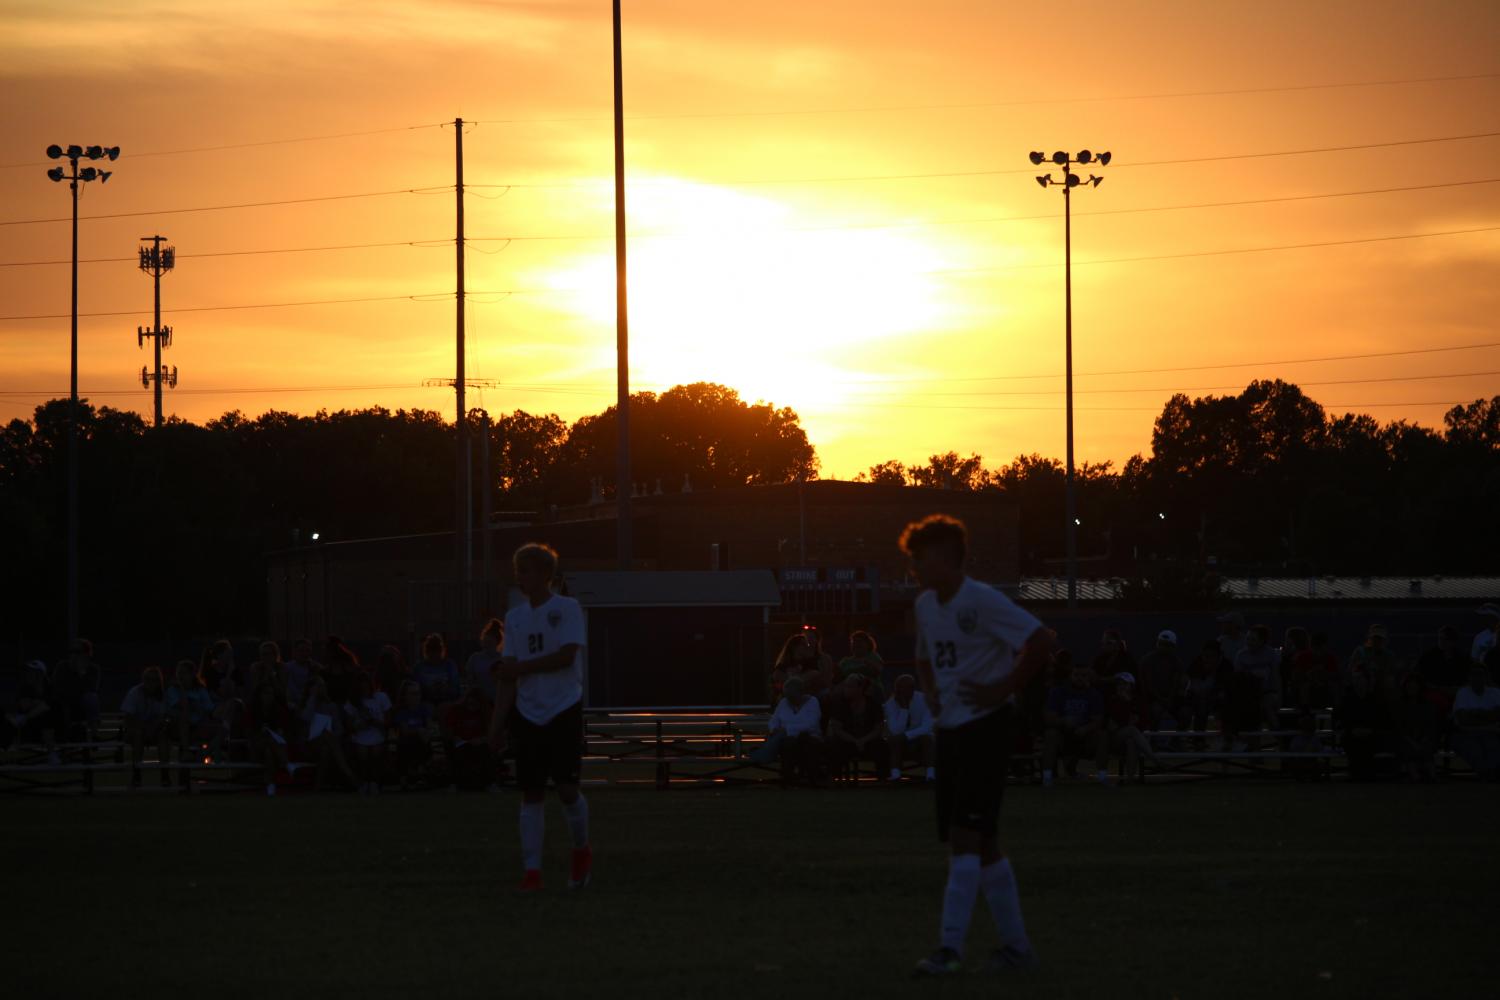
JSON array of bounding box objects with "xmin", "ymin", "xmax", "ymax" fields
[
  {"xmin": 1473, "ymin": 604, "xmax": 1500, "ymax": 670},
  {"xmin": 1451, "ymin": 665, "xmax": 1500, "ymax": 781},
  {"xmin": 1347, "ymin": 624, "xmax": 1402, "ymax": 702},
  {"xmin": 2, "ymin": 660, "xmax": 57, "ymax": 758},
  {"xmin": 1104, "ymin": 672, "xmax": 1157, "ymax": 779},
  {"xmin": 1138, "ymin": 630, "xmax": 1186, "ymax": 731}
]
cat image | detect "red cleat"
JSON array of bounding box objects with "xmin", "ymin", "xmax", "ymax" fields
[
  {"xmin": 518, "ymin": 869, "xmax": 543, "ymax": 892},
  {"xmin": 569, "ymin": 846, "xmax": 592, "ymax": 890}
]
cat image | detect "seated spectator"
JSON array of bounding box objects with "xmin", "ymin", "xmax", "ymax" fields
[
  {"xmin": 1451, "ymin": 665, "xmax": 1500, "ymax": 782},
  {"xmin": 770, "ymin": 629, "xmax": 834, "ymax": 702},
  {"xmin": 199, "ymin": 639, "xmax": 239, "ymax": 693},
  {"xmin": 1291, "ymin": 631, "xmax": 1340, "ymax": 712},
  {"xmin": 1091, "ymin": 628, "xmax": 1136, "ymax": 692},
  {"xmin": 413, "ymin": 633, "xmax": 461, "ymax": 709},
  {"xmin": 1278, "ymin": 627, "xmax": 1309, "ymax": 706},
  {"xmin": 1186, "ymin": 640, "xmax": 1225, "ymax": 738},
  {"xmin": 164, "ymin": 659, "xmax": 219, "ymax": 789},
  {"xmin": 884, "ymin": 673, "xmax": 935, "ymax": 782},
  {"xmin": 391, "ymin": 680, "xmax": 436, "ymax": 790},
  {"xmin": 120, "ymin": 666, "xmax": 169, "ymax": 789},
  {"xmin": 463, "ymin": 619, "xmax": 505, "ymax": 704},
  {"xmin": 1395, "ymin": 674, "xmax": 1441, "ymax": 784},
  {"xmin": 2, "ymin": 660, "xmax": 57, "ymax": 757},
  {"xmin": 344, "ymin": 671, "xmax": 391, "ymax": 795},
  {"xmin": 1284, "ymin": 711, "xmax": 1327, "ymax": 781},
  {"xmin": 51, "ymin": 638, "xmax": 101, "ymax": 742},
  {"xmin": 827, "ymin": 673, "xmax": 889, "ymax": 780},
  {"xmin": 1416, "ymin": 626, "xmax": 1474, "ymax": 711},
  {"xmin": 299, "ymin": 676, "xmax": 357, "ymax": 791},
  {"xmin": 283, "ymin": 638, "xmax": 322, "ymax": 708},
  {"xmin": 323, "ymin": 636, "xmax": 361, "ymax": 705},
  {"xmin": 1348, "ymin": 625, "xmax": 1401, "ymax": 702},
  {"xmin": 1472, "ymin": 604, "xmax": 1499, "ymax": 669},
  {"xmin": 443, "ymin": 686, "xmax": 500, "ymax": 791},
  {"xmin": 1337, "ymin": 671, "xmax": 1395, "ymax": 781},
  {"xmin": 1229, "ymin": 624, "xmax": 1280, "ymax": 744},
  {"xmin": 248, "ymin": 680, "xmax": 292, "ymax": 796},
  {"xmin": 1104, "ymin": 672, "xmax": 1157, "ymax": 779},
  {"xmin": 209, "ymin": 675, "xmax": 248, "ymax": 763},
  {"xmin": 754, "ymin": 675, "xmax": 824, "ymax": 784},
  {"xmin": 837, "ymin": 631, "xmax": 886, "ymax": 699},
  {"xmin": 248, "ymin": 641, "xmax": 284, "ymax": 697},
  {"xmin": 1138, "ymin": 630, "xmax": 1186, "ymax": 731},
  {"xmin": 374, "ymin": 644, "xmax": 409, "ymax": 702},
  {"xmin": 1042, "ymin": 663, "xmax": 1107, "ymax": 787}
]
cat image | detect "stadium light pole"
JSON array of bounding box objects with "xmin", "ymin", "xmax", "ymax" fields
[
  {"xmin": 46, "ymin": 141, "xmax": 119, "ymax": 646},
  {"xmin": 1029, "ymin": 148, "xmax": 1109, "ymax": 609},
  {"xmin": 612, "ymin": 0, "xmax": 633, "ymax": 570}
]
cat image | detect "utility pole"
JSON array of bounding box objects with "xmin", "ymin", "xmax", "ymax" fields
[
  {"xmin": 613, "ymin": 0, "xmax": 633, "ymax": 570},
  {"xmin": 1028, "ymin": 148, "xmax": 1110, "ymax": 609},
  {"xmin": 454, "ymin": 117, "xmax": 470, "ymax": 628},
  {"xmin": 45, "ymin": 141, "xmax": 118, "ymax": 646},
  {"xmin": 137, "ymin": 235, "xmax": 177, "ymax": 427}
]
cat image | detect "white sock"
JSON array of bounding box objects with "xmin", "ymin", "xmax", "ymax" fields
[
  {"xmin": 940, "ymin": 853, "xmax": 983, "ymax": 955},
  {"xmin": 519, "ymin": 801, "xmax": 545, "ymax": 872},
  {"xmin": 563, "ymin": 793, "xmax": 590, "ymax": 848},
  {"xmin": 981, "ymin": 859, "xmax": 1031, "ymax": 952}
]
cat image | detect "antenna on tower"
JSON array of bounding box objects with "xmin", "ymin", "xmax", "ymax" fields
[{"xmin": 136, "ymin": 235, "xmax": 177, "ymax": 426}]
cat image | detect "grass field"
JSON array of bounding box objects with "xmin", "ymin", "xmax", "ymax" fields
[{"xmin": 8, "ymin": 780, "xmax": 1497, "ymax": 999}]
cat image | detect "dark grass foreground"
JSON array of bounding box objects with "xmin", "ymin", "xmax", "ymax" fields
[{"xmin": 9, "ymin": 781, "xmax": 1496, "ymax": 999}]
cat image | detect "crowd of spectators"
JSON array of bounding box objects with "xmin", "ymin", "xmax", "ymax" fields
[
  {"xmin": 1, "ymin": 629, "xmax": 514, "ymax": 796},
  {"xmin": 4, "ymin": 603, "xmax": 1499, "ymax": 791},
  {"xmin": 754, "ymin": 603, "xmax": 1500, "ymax": 786}
]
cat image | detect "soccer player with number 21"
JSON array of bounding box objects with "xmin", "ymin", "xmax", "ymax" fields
[
  {"xmin": 901, "ymin": 515, "xmax": 1054, "ymax": 977},
  {"xmin": 491, "ymin": 543, "xmax": 592, "ymax": 892}
]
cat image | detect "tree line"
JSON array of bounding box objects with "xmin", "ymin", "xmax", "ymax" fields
[{"xmin": 1, "ymin": 379, "xmax": 1494, "ymax": 637}]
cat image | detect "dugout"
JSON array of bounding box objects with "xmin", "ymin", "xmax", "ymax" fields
[{"xmin": 562, "ymin": 571, "xmax": 781, "ymax": 709}]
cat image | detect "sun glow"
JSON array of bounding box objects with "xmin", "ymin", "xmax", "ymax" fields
[{"xmin": 532, "ymin": 178, "xmax": 965, "ymax": 408}]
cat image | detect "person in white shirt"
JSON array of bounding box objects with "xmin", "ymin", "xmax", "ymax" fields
[
  {"xmin": 756, "ymin": 675, "xmax": 824, "ymax": 783},
  {"xmin": 344, "ymin": 672, "xmax": 392, "ymax": 795},
  {"xmin": 491, "ymin": 543, "xmax": 592, "ymax": 892},
  {"xmin": 1451, "ymin": 665, "xmax": 1500, "ymax": 781},
  {"xmin": 884, "ymin": 673, "xmax": 935, "ymax": 781},
  {"xmin": 901, "ymin": 515, "xmax": 1053, "ymax": 979}
]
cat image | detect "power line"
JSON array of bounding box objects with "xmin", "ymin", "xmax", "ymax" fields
[
  {"xmin": 931, "ymin": 225, "xmax": 1500, "ymax": 275},
  {"xmin": 835, "ymin": 370, "xmax": 1500, "ymax": 398},
  {"xmin": 487, "ymin": 131, "xmax": 1500, "ymax": 189},
  {"xmin": 0, "ymin": 239, "xmax": 448, "ymax": 268},
  {"xmin": 0, "ymin": 187, "xmax": 451, "ymax": 227},
  {"xmin": 0, "ymin": 123, "xmax": 447, "ymax": 171},
  {"xmin": 468, "ymin": 71, "xmax": 1500, "ymax": 124},
  {"xmin": 0, "ymin": 293, "xmax": 471, "ymax": 322}
]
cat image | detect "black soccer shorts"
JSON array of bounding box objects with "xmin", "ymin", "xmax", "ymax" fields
[
  {"xmin": 510, "ymin": 699, "xmax": 584, "ymax": 792},
  {"xmin": 935, "ymin": 705, "xmax": 1016, "ymax": 842}
]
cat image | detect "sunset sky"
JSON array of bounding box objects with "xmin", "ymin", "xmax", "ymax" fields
[{"xmin": 3, "ymin": 0, "xmax": 1497, "ymax": 478}]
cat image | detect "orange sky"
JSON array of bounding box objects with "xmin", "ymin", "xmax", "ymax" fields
[{"xmin": 3, "ymin": 0, "xmax": 1498, "ymax": 478}]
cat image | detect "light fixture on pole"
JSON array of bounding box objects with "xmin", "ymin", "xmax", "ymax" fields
[
  {"xmin": 1028, "ymin": 147, "xmax": 1109, "ymax": 609},
  {"xmin": 46, "ymin": 141, "xmax": 119, "ymax": 646}
]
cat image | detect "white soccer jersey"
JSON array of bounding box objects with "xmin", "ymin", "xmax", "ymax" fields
[
  {"xmin": 504, "ymin": 593, "xmax": 586, "ymax": 725},
  {"xmin": 914, "ymin": 577, "xmax": 1043, "ymax": 730}
]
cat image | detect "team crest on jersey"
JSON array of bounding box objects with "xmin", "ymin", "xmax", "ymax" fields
[
  {"xmin": 547, "ymin": 609, "xmax": 563, "ymax": 628},
  {"xmin": 957, "ymin": 608, "xmax": 979, "ymax": 634}
]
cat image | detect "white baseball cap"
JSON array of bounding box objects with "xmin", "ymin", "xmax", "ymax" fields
[{"xmin": 1157, "ymin": 630, "xmax": 1178, "ymax": 645}]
